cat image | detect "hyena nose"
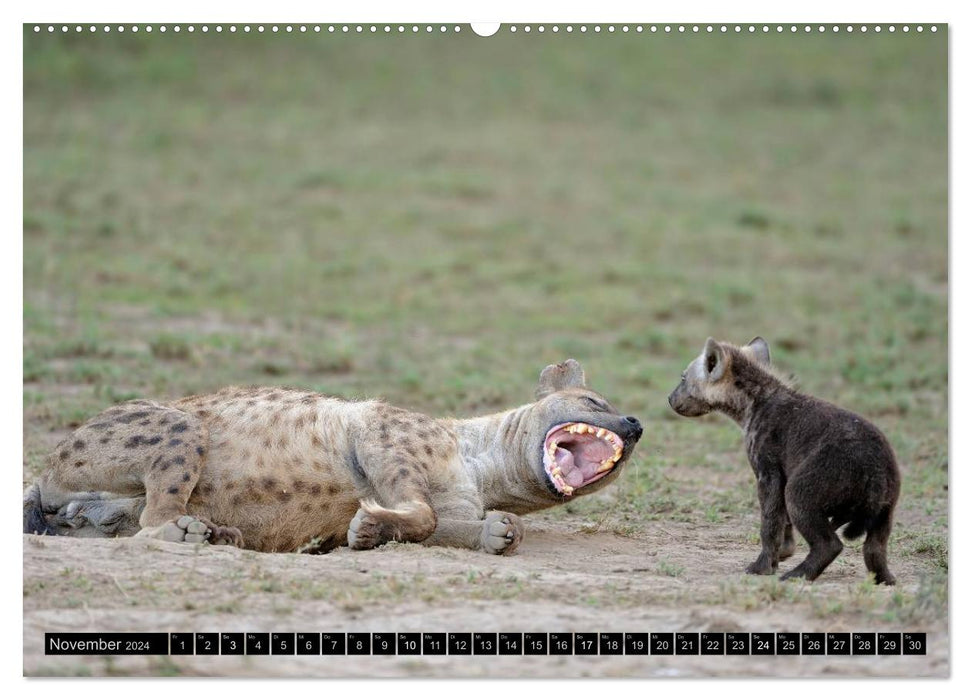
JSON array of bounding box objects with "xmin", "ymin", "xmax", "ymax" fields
[{"xmin": 623, "ymin": 415, "xmax": 643, "ymax": 439}]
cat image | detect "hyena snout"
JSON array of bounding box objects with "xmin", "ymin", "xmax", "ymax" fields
[
  {"xmin": 622, "ymin": 415, "xmax": 643, "ymax": 441},
  {"xmin": 667, "ymin": 386, "xmax": 709, "ymax": 417}
]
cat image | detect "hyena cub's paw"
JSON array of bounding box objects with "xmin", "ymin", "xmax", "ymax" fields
[
  {"xmin": 480, "ymin": 512, "xmax": 524, "ymax": 555},
  {"xmin": 347, "ymin": 508, "xmax": 384, "ymax": 550},
  {"xmin": 779, "ymin": 566, "xmax": 811, "ymax": 582},
  {"xmin": 137, "ymin": 516, "xmax": 243, "ymax": 547},
  {"xmin": 745, "ymin": 557, "xmax": 777, "ymax": 576},
  {"xmin": 778, "ymin": 537, "xmax": 797, "ymax": 561}
]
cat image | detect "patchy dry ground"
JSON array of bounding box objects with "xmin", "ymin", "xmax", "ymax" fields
[{"xmin": 23, "ymin": 509, "xmax": 947, "ymax": 678}]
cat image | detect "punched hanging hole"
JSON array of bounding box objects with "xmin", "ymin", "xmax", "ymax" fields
[{"xmin": 470, "ymin": 23, "xmax": 501, "ymax": 37}]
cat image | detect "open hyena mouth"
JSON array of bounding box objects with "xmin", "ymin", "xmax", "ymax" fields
[{"xmin": 543, "ymin": 422, "xmax": 624, "ymax": 496}]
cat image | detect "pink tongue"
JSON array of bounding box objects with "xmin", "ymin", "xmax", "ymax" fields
[
  {"xmin": 565, "ymin": 470, "xmax": 585, "ymax": 487},
  {"xmin": 555, "ymin": 447, "xmax": 586, "ymax": 487}
]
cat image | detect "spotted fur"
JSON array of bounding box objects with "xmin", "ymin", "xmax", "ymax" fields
[{"xmin": 24, "ymin": 361, "xmax": 643, "ymax": 555}]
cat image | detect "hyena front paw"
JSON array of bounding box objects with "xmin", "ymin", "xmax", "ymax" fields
[
  {"xmin": 779, "ymin": 566, "xmax": 811, "ymax": 582},
  {"xmin": 136, "ymin": 515, "xmax": 243, "ymax": 547},
  {"xmin": 200, "ymin": 517, "xmax": 244, "ymax": 547},
  {"xmin": 778, "ymin": 537, "xmax": 797, "ymax": 561},
  {"xmin": 745, "ymin": 556, "xmax": 777, "ymax": 576},
  {"xmin": 480, "ymin": 512, "xmax": 524, "ymax": 555},
  {"xmin": 347, "ymin": 508, "xmax": 384, "ymax": 550}
]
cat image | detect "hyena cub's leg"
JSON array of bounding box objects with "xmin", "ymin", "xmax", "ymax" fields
[
  {"xmin": 862, "ymin": 507, "xmax": 896, "ymax": 585},
  {"xmin": 779, "ymin": 508, "xmax": 843, "ymax": 581},
  {"xmin": 746, "ymin": 470, "xmax": 788, "ymax": 575},
  {"xmin": 780, "ymin": 477, "xmax": 843, "ymax": 582},
  {"xmin": 779, "ymin": 518, "xmax": 797, "ymax": 561}
]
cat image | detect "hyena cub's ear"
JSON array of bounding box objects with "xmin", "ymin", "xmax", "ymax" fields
[
  {"xmin": 745, "ymin": 336, "xmax": 771, "ymax": 366},
  {"xmin": 536, "ymin": 359, "xmax": 587, "ymax": 399},
  {"xmin": 702, "ymin": 338, "xmax": 727, "ymax": 382}
]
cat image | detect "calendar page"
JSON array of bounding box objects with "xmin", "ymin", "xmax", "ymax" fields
[{"xmin": 22, "ymin": 19, "xmax": 948, "ymax": 679}]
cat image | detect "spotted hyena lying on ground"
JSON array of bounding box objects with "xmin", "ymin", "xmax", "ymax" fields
[
  {"xmin": 24, "ymin": 360, "xmax": 642, "ymax": 555},
  {"xmin": 668, "ymin": 337, "xmax": 900, "ymax": 584}
]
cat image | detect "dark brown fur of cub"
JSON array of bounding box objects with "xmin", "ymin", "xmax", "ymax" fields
[{"xmin": 668, "ymin": 337, "xmax": 900, "ymax": 584}]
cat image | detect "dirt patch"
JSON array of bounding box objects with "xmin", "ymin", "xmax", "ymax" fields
[{"xmin": 23, "ymin": 517, "xmax": 948, "ymax": 678}]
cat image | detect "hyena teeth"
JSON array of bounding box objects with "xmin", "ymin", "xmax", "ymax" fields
[{"xmin": 596, "ymin": 428, "xmax": 606, "ymax": 438}]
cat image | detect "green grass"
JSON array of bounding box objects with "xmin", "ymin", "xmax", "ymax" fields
[
  {"xmin": 24, "ymin": 29, "xmax": 946, "ymax": 599},
  {"xmin": 657, "ymin": 559, "xmax": 685, "ymax": 578}
]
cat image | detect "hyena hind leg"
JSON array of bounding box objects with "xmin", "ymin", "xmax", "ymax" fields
[
  {"xmin": 23, "ymin": 483, "xmax": 55, "ymax": 535},
  {"xmin": 862, "ymin": 508, "xmax": 896, "ymax": 585},
  {"xmin": 49, "ymin": 496, "xmax": 145, "ymax": 537},
  {"xmin": 24, "ymin": 482, "xmax": 141, "ymax": 537},
  {"xmin": 780, "ymin": 508, "xmax": 843, "ymax": 582},
  {"xmin": 109, "ymin": 408, "xmax": 243, "ymax": 547},
  {"xmin": 779, "ymin": 520, "xmax": 796, "ymax": 560}
]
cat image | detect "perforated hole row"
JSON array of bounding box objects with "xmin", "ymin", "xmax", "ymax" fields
[{"xmin": 31, "ymin": 24, "xmax": 940, "ymax": 35}]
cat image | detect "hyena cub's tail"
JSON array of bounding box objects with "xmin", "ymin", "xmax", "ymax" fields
[
  {"xmin": 842, "ymin": 501, "xmax": 894, "ymax": 542},
  {"xmin": 841, "ymin": 516, "xmax": 869, "ymax": 541},
  {"xmin": 23, "ymin": 483, "xmax": 55, "ymax": 536}
]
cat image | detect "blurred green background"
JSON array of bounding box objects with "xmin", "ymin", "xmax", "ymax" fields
[{"xmin": 23, "ymin": 28, "xmax": 947, "ymax": 573}]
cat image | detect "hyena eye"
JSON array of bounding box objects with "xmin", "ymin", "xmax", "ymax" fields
[{"xmin": 583, "ymin": 397, "xmax": 609, "ymax": 411}]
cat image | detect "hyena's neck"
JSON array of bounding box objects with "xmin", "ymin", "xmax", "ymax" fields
[
  {"xmin": 721, "ymin": 359, "xmax": 793, "ymax": 430},
  {"xmin": 719, "ymin": 396, "xmax": 757, "ymax": 429},
  {"xmin": 451, "ymin": 403, "xmax": 548, "ymax": 512}
]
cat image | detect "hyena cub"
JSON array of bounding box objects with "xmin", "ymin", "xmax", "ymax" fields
[{"xmin": 668, "ymin": 337, "xmax": 900, "ymax": 584}]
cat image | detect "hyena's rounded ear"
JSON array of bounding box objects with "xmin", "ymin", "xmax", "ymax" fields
[
  {"xmin": 536, "ymin": 359, "xmax": 587, "ymax": 399},
  {"xmin": 702, "ymin": 337, "xmax": 727, "ymax": 382},
  {"xmin": 746, "ymin": 337, "xmax": 771, "ymax": 366}
]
